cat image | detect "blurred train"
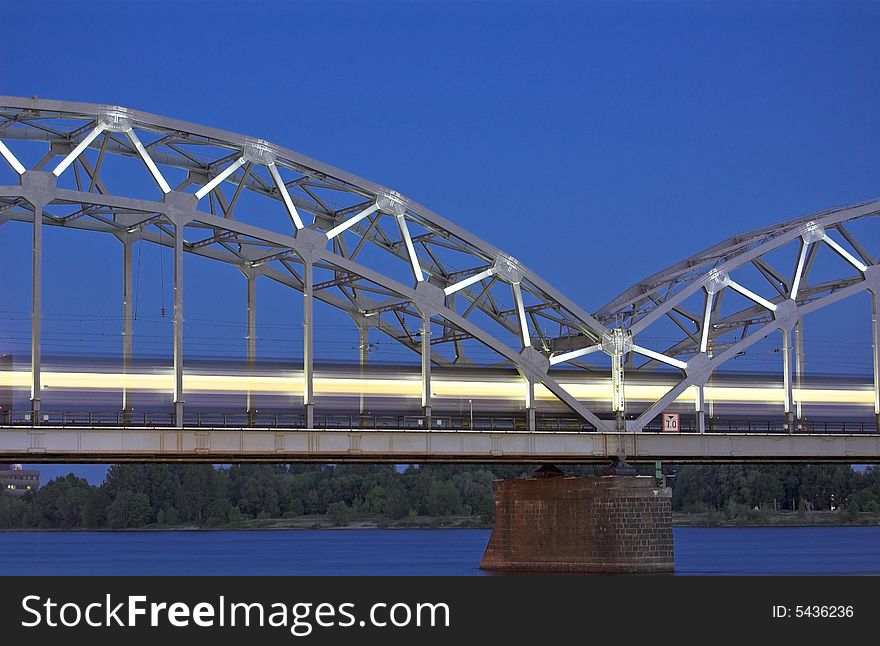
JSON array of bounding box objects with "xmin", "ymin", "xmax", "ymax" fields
[{"xmin": 0, "ymin": 353, "xmax": 876, "ymax": 432}]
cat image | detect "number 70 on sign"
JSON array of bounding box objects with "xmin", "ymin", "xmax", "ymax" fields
[{"xmin": 662, "ymin": 413, "xmax": 680, "ymax": 432}]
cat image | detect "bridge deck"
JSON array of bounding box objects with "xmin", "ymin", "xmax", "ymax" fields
[{"xmin": 2, "ymin": 426, "xmax": 879, "ymax": 463}]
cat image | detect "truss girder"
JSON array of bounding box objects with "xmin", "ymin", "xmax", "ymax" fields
[
  {"xmin": 0, "ymin": 97, "xmax": 611, "ymax": 429},
  {"xmin": 597, "ymin": 198, "xmax": 880, "ymax": 431},
  {"xmin": 5, "ymin": 97, "xmax": 878, "ymax": 433}
]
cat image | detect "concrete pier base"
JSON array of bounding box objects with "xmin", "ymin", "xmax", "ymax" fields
[{"xmin": 480, "ymin": 474, "xmax": 674, "ymax": 574}]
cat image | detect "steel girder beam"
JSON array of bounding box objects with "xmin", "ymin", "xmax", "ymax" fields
[{"xmin": 3, "ymin": 427, "xmax": 880, "ymax": 464}]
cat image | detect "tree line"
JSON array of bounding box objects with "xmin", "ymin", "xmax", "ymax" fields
[
  {"xmin": 671, "ymin": 464, "xmax": 880, "ymax": 515},
  {"xmin": 0, "ymin": 463, "xmax": 878, "ymax": 530}
]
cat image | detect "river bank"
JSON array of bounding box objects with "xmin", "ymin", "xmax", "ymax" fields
[
  {"xmin": 4, "ymin": 510, "xmax": 880, "ymax": 531},
  {"xmin": 672, "ymin": 510, "xmax": 880, "ymax": 527},
  {"xmin": 248, "ymin": 510, "xmax": 880, "ymax": 530}
]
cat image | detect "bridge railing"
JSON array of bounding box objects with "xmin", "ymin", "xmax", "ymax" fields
[
  {"xmin": 0, "ymin": 410, "xmax": 875, "ymax": 433},
  {"xmin": 640, "ymin": 417, "xmax": 874, "ymax": 434},
  {"xmin": 0, "ymin": 409, "xmax": 596, "ymax": 431}
]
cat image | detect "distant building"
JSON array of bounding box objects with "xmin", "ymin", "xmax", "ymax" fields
[{"xmin": 0, "ymin": 464, "xmax": 40, "ymax": 496}]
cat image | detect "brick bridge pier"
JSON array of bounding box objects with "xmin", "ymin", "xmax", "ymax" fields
[{"xmin": 480, "ymin": 469, "xmax": 674, "ymax": 573}]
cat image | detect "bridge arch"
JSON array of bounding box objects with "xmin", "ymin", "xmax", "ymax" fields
[
  {"xmin": 596, "ymin": 197, "xmax": 880, "ymax": 431},
  {"xmin": 0, "ymin": 96, "xmax": 611, "ymax": 429},
  {"xmin": 3, "ymin": 97, "xmax": 877, "ymax": 433}
]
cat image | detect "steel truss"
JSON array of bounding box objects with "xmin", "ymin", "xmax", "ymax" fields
[
  {"xmin": 0, "ymin": 97, "xmax": 607, "ymax": 430},
  {"xmin": 2, "ymin": 97, "xmax": 878, "ymax": 433},
  {"xmin": 596, "ymin": 198, "xmax": 880, "ymax": 431}
]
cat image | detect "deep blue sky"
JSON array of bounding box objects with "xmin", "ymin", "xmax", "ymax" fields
[
  {"xmin": 3, "ymin": 0, "xmax": 880, "ymax": 483},
  {"xmin": 3, "ymin": 1, "xmax": 878, "ymax": 308}
]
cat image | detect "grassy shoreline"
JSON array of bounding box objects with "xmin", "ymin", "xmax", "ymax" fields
[
  {"xmin": 2, "ymin": 511, "xmax": 880, "ymax": 532},
  {"xmin": 672, "ymin": 510, "xmax": 880, "ymax": 527}
]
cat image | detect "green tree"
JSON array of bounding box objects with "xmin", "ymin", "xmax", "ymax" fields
[
  {"xmin": 107, "ymin": 490, "xmax": 151, "ymax": 529},
  {"xmin": 426, "ymin": 480, "xmax": 461, "ymax": 516},
  {"xmin": 0, "ymin": 495, "xmax": 32, "ymax": 528},
  {"xmin": 205, "ymin": 498, "xmax": 233, "ymax": 527},
  {"xmin": 32, "ymin": 474, "xmax": 94, "ymax": 528},
  {"xmin": 237, "ymin": 473, "xmax": 281, "ymax": 518},
  {"xmin": 327, "ymin": 501, "xmax": 350, "ymax": 526}
]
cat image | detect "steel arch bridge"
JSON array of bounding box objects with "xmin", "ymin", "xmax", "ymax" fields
[{"xmin": 1, "ymin": 96, "xmax": 879, "ymax": 438}]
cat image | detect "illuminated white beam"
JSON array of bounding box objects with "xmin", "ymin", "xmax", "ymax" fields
[
  {"xmin": 524, "ymin": 378, "xmax": 534, "ymax": 409},
  {"xmin": 727, "ymin": 279, "xmax": 777, "ymax": 311},
  {"xmin": 822, "ymin": 233, "xmax": 868, "ymax": 272},
  {"xmin": 194, "ymin": 156, "xmax": 247, "ymax": 200},
  {"xmin": 791, "ymin": 241, "xmax": 809, "ymax": 299},
  {"xmin": 126, "ymin": 129, "xmax": 171, "ymax": 194},
  {"xmin": 511, "ymin": 281, "xmax": 531, "ymax": 348},
  {"xmin": 700, "ymin": 290, "xmax": 714, "ymax": 353},
  {"xmin": 0, "ymin": 140, "xmax": 26, "ymax": 174},
  {"xmin": 631, "ymin": 344, "xmax": 688, "ymax": 370},
  {"xmin": 444, "ymin": 268, "xmax": 495, "ymax": 296},
  {"xmin": 267, "ymin": 162, "xmax": 305, "ymax": 230},
  {"xmin": 549, "ymin": 343, "xmax": 602, "ymax": 365},
  {"xmin": 694, "ymin": 384, "xmax": 703, "ymax": 411},
  {"xmin": 53, "ymin": 125, "xmax": 105, "ymax": 177},
  {"xmin": 396, "ymin": 215, "xmax": 424, "ymax": 282},
  {"xmin": 325, "ymin": 203, "xmax": 379, "ymax": 240}
]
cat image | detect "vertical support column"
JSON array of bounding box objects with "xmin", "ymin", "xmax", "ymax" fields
[
  {"xmin": 421, "ymin": 314, "xmax": 432, "ymax": 428},
  {"xmin": 695, "ymin": 384, "xmax": 706, "ymax": 434},
  {"xmin": 172, "ymin": 219, "xmax": 184, "ymax": 427},
  {"xmin": 782, "ymin": 327, "xmax": 793, "ymax": 433},
  {"xmin": 303, "ymin": 259, "xmax": 314, "ymax": 429},
  {"xmin": 612, "ymin": 351, "xmax": 624, "ymax": 432},
  {"xmin": 873, "ymin": 292, "xmax": 880, "ymax": 432},
  {"xmin": 31, "ymin": 203, "xmax": 42, "ymax": 424},
  {"xmin": 795, "ymin": 319, "xmax": 805, "ymax": 428},
  {"xmin": 525, "ymin": 378, "xmax": 536, "ymax": 431},
  {"xmin": 359, "ymin": 323, "xmax": 369, "ymax": 423},
  {"xmin": 610, "ymin": 330, "xmax": 626, "ymax": 433},
  {"xmin": 122, "ymin": 237, "xmax": 133, "ymax": 424},
  {"xmin": 706, "ymin": 340, "xmax": 717, "ymax": 432},
  {"xmin": 246, "ymin": 270, "xmax": 256, "ymax": 427}
]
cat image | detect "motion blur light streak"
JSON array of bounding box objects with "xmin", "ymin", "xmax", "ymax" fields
[{"xmin": 0, "ymin": 370, "xmax": 872, "ymax": 406}]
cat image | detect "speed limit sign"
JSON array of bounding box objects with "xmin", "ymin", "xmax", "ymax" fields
[{"xmin": 662, "ymin": 412, "xmax": 680, "ymax": 433}]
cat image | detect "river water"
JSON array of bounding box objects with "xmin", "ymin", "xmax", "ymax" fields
[{"xmin": 0, "ymin": 526, "xmax": 878, "ymax": 575}]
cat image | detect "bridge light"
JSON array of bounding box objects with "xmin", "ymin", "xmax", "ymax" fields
[
  {"xmin": 53, "ymin": 125, "xmax": 105, "ymax": 177},
  {"xmin": 396, "ymin": 213, "xmax": 424, "ymax": 282},
  {"xmin": 195, "ymin": 156, "xmax": 247, "ymax": 200},
  {"xmin": 0, "ymin": 140, "xmax": 26, "ymax": 175},
  {"xmin": 822, "ymin": 233, "xmax": 868, "ymax": 273},
  {"xmin": 791, "ymin": 241, "xmax": 809, "ymax": 299},
  {"xmin": 726, "ymin": 279, "xmax": 778, "ymax": 312},
  {"xmin": 549, "ymin": 343, "xmax": 602, "ymax": 365},
  {"xmin": 325, "ymin": 203, "xmax": 379, "ymax": 239},
  {"xmin": 126, "ymin": 129, "xmax": 172, "ymax": 194},
  {"xmin": 631, "ymin": 344, "xmax": 688, "ymax": 370},
  {"xmin": 267, "ymin": 162, "xmax": 305, "ymax": 230},
  {"xmin": 512, "ymin": 282, "xmax": 531, "ymax": 348},
  {"xmin": 444, "ymin": 267, "xmax": 495, "ymax": 296}
]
